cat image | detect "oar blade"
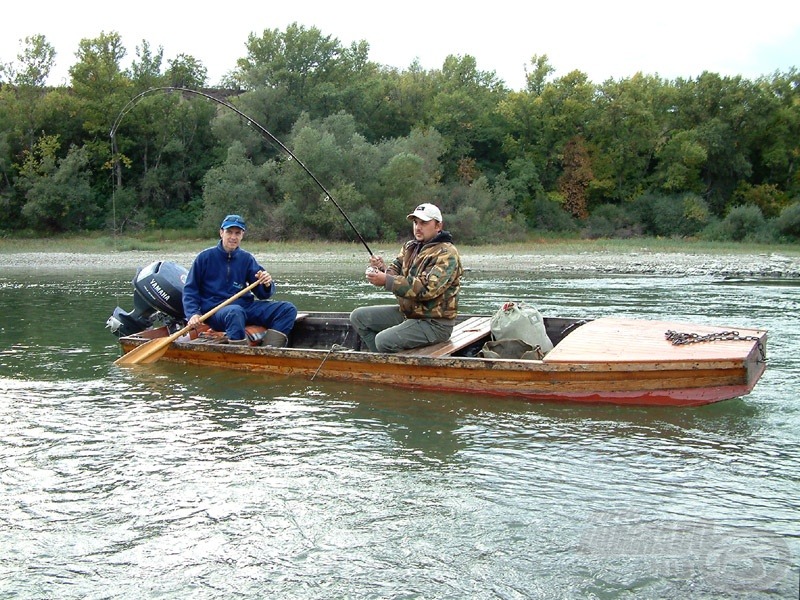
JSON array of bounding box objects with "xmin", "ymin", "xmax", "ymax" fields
[
  {"xmin": 113, "ymin": 278, "xmax": 260, "ymax": 366},
  {"xmin": 114, "ymin": 337, "xmax": 172, "ymax": 366}
]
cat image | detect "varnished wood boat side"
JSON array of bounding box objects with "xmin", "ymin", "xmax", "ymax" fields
[{"xmin": 118, "ymin": 338, "xmax": 763, "ymax": 406}]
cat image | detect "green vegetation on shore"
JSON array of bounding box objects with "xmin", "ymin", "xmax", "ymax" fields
[{"xmin": 1, "ymin": 27, "xmax": 798, "ymax": 247}]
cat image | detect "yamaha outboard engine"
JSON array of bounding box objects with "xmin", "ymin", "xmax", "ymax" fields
[{"xmin": 106, "ymin": 260, "xmax": 189, "ymax": 337}]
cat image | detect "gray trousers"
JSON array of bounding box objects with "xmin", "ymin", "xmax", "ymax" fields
[{"xmin": 349, "ymin": 305, "xmax": 454, "ymax": 353}]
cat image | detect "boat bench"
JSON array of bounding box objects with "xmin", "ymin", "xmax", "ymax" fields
[{"xmin": 396, "ymin": 316, "xmax": 491, "ymax": 358}]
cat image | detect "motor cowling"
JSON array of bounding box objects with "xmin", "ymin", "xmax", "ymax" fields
[{"xmin": 106, "ymin": 260, "xmax": 189, "ymax": 337}]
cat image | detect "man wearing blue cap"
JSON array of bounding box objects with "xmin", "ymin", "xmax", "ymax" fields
[{"xmin": 182, "ymin": 214, "xmax": 297, "ymax": 346}]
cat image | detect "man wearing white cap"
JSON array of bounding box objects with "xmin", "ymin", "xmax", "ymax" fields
[{"xmin": 350, "ymin": 203, "xmax": 463, "ymax": 353}]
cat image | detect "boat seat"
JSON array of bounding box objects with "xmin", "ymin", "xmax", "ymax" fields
[{"xmin": 396, "ymin": 316, "xmax": 491, "ymax": 358}]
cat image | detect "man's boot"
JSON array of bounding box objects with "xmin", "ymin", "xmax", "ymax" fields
[{"xmin": 263, "ymin": 329, "xmax": 288, "ymax": 348}]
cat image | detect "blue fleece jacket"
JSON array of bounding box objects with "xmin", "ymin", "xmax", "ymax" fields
[{"xmin": 182, "ymin": 241, "xmax": 275, "ymax": 317}]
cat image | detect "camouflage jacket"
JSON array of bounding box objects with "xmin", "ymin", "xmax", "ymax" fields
[{"xmin": 384, "ymin": 231, "xmax": 462, "ymax": 320}]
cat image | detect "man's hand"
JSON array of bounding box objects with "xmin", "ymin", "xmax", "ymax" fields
[
  {"xmin": 188, "ymin": 314, "xmax": 201, "ymax": 327},
  {"xmin": 368, "ymin": 255, "xmax": 386, "ymax": 271},
  {"xmin": 256, "ymin": 270, "xmax": 272, "ymax": 286},
  {"xmin": 365, "ymin": 266, "xmax": 386, "ymax": 287}
]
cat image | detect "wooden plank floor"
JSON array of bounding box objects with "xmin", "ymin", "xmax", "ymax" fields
[
  {"xmin": 544, "ymin": 317, "xmax": 766, "ymax": 363},
  {"xmin": 397, "ymin": 316, "xmax": 492, "ymax": 358}
]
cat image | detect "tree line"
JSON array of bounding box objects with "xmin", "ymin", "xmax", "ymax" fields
[{"xmin": 1, "ymin": 25, "xmax": 798, "ymax": 244}]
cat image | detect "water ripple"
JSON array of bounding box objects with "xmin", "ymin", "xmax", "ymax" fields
[{"xmin": 0, "ymin": 271, "xmax": 798, "ymax": 598}]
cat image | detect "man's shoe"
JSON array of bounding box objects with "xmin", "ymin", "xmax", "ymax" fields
[{"xmin": 263, "ymin": 329, "xmax": 288, "ymax": 348}]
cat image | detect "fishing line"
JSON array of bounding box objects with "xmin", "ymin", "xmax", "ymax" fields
[{"xmin": 109, "ymin": 86, "xmax": 373, "ymax": 255}]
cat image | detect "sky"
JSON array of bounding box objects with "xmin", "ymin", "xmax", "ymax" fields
[{"xmin": 1, "ymin": 0, "xmax": 798, "ymax": 90}]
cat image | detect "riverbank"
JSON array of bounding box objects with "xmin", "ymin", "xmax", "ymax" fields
[{"xmin": 1, "ymin": 245, "xmax": 799, "ymax": 278}]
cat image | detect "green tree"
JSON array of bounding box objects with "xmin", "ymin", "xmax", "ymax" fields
[
  {"xmin": 128, "ymin": 40, "xmax": 164, "ymax": 89},
  {"xmin": 0, "ymin": 34, "xmax": 56, "ymax": 87},
  {"xmin": 501, "ymin": 68, "xmax": 596, "ymax": 198},
  {"xmin": 70, "ymin": 31, "xmax": 131, "ymax": 135},
  {"xmin": 110, "ymin": 91, "xmax": 218, "ymax": 229},
  {"xmin": 17, "ymin": 135, "xmax": 98, "ymax": 231},
  {"xmin": 426, "ymin": 54, "xmax": 508, "ymax": 179},
  {"xmin": 653, "ymin": 129, "xmax": 708, "ymax": 194},
  {"xmin": 669, "ymin": 73, "xmax": 757, "ymax": 215},
  {"xmin": 201, "ymin": 140, "xmax": 272, "ymax": 236},
  {"xmin": 69, "ymin": 31, "xmax": 134, "ymax": 218},
  {"xmin": 591, "ymin": 73, "xmax": 672, "ymax": 202},
  {"xmin": 524, "ymin": 54, "xmax": 555, "ymax": 96},
  {"xmin": 751, "ymin": 70, "xmax": 800, "ymax": 196},
  {"xmin": 232, "ymin": 23, "xmax": 371, "ymax": 125},
  {"xmin": 166, "ymin": 54, "xmax": 208, "ymax": 88}
]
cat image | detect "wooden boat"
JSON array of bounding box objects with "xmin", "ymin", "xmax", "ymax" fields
[{"xmin": 116, "ymin": 311, "xmax": 767, "ymax": 407}]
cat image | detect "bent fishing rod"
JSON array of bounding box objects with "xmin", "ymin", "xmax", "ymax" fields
[{"xmin": 110, "ymin": 86, "xmax": 373, "ymax": 256}]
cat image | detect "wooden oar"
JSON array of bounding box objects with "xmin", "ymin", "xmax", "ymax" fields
[{"xmin": 114, "ymin": 280, "xmax": 262, "ymax": 366}]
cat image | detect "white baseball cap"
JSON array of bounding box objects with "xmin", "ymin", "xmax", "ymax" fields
[{"xmin": 407, "ymin": 203, "xmax": 442, "ymax": 223}]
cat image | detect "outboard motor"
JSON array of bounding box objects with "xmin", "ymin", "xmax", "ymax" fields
[{"xmin": 106, "ymin": 260, "xmax": 189, "ymax": 337}]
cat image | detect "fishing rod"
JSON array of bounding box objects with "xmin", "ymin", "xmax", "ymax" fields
[{"xmin": 110, "ymin": 86, "xmax": 373, "ymax": 256}]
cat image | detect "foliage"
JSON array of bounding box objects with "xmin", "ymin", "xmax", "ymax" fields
[
  {"xmin": 444, "ymin": 176, "xmax": 528, "ymax": 244},
  {"xmin": 200, "ymin": 141, "xmax": 273, "ymax": 236},
  {"xmin": 729, "ymin": 182, "xmax": 791, "ymax": 218},
  {"xmin": 774, "ymin": 202, "xmax": 800, "ymax": 241},
  {"xmin": 632, "ymin": 192, "xmax": 711, "ymax": 237},
  {"xmin": 702, "ymin": 204, "xmax": 768, "ymax": 242},
  {"xmin": 526, "ymin": 196, "xmax": 579, "ymax": 233},
  {"xmin": 558, "ymin": 136, "xmax": 592, "ymax": 218},
  {"xmin": 16, "ymin": 136, "xmax": 99, "ymax": 231},
  {"xmin": 583, "ymin": 203, "xmax": 640, "ymax": 239},
  {"xmin": 0, "ymin": 34, "xmax": 55, "ymax": 87},
  {"xmin": 0, "ymin": 27, "xmax": 797, "ymax": 246}
]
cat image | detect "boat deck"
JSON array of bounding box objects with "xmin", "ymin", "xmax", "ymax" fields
[{"xmin": 544, "ymin": 318, "xmax": 767, "ymax": 363}]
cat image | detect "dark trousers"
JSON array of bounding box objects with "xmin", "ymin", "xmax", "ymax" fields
[{"xmin": 208, "ymin": 301, "xmax": 297, "ymax": 340}]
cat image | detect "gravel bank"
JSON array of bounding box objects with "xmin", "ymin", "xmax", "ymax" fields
[{"xmin": 1, "ymin": 249, "xmax": 799, "ymax": 278}]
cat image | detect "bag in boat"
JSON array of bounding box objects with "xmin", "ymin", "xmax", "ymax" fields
[
  {"xmin": 479, "ymin": 301, "xmax": 553, "ymax": 359},
  {"xmin": 478, "ymin": 338, "xmax": 545, "ymax": 360}
]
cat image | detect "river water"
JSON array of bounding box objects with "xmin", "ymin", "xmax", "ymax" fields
[{"xmin": 1, "ymin": 259, "xmax": 798, "ymax": 599}]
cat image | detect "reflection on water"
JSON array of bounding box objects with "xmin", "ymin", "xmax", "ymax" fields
[{"xmin": 0, "ymin": 266, "xmax": 798, "ymax": 598}]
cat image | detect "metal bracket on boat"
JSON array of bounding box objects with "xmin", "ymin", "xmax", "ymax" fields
[
  {"xmin": 665, "ymin": 329, "xmax": 767, "ymax": 361},
  {"xmin": 311, "ymin": 344, "xmax": 351, "ymax": 380}
]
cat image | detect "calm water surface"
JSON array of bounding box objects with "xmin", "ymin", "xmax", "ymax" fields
[{"xmin": 1, "ymin": 261, "xmax": 798, "ymax": 599}]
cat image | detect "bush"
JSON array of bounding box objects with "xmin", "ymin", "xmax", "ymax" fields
[
  {"xmin": 632, "ymin": 192, "xmax": 710, "ymax": 237},
  {"xmin": 448, "ymin": 206, "xmax": 481, "ymax": 244},
  {"xmin": 730, "ymin": 182, "xmax": 791, "ymax": 218},
  {"xmin": 583, "ymin": 203, "xmax": 640, "ymax": 239},
  {"xmin": 157, "ymin": 198, "xmax": 204, "ymax": 229},
  {"xmin": 702, "ymin": 204, "xmax": 768, "ymax": 242},
  {"xmin": 526, "ymin": 196, "xmax": 578, "ymax": 233},
  {"xmin": 774, "ymin": 202, "xmax": 800, "ymax": 241}
]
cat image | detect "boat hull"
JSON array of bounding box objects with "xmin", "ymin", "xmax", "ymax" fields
[{"xmin": 116, "ymin": 313, "xmax": 767, "ymax": 407}]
